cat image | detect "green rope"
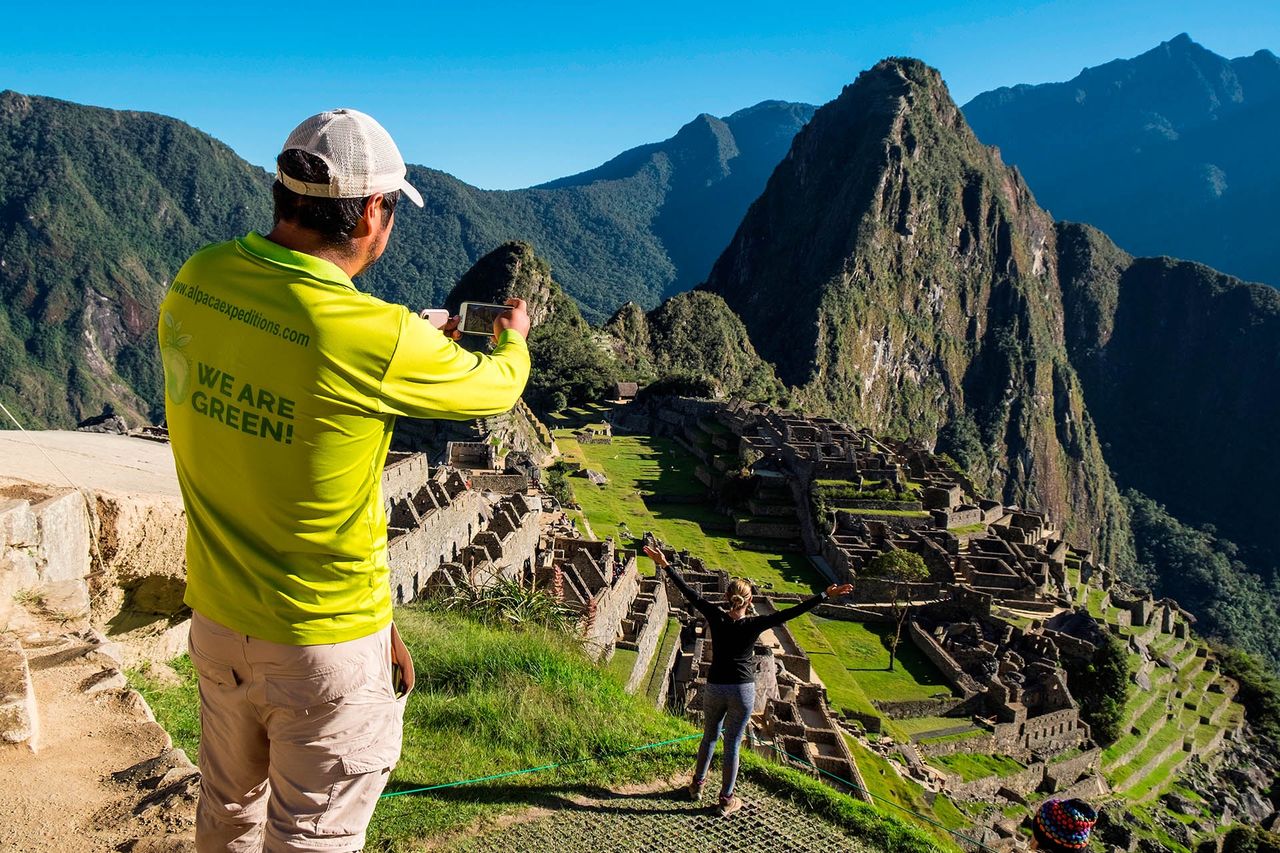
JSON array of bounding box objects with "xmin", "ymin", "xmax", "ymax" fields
[
  {"xmin": 379, "ymin": 733, "xmax": 703, "ymax": 799},
  {"xmin": 747, "ymin": 735, "xmax": 994, "ymax": 852}
]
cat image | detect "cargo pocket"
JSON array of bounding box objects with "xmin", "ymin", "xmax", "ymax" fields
[
  {"xmin": 307, "ymin": 704, "xmax": 405, "ymax": 841},
  {"xmin": 339, "ymin": 721, "xmax": 403, "ymax": 775}
]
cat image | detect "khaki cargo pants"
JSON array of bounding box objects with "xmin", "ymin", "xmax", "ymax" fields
[{"xmin": 188, "ymin": 611, "xmax": 410, "ymax": 852}]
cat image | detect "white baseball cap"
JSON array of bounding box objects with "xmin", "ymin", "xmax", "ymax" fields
[{"xmin": 276, "ymin": 108, "xmax": 424, "ymax": 207}]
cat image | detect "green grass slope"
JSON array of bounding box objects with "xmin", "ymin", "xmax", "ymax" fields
[{"xmin": 130, "ymin": 607, "xmax": 943, "ymax": 852}]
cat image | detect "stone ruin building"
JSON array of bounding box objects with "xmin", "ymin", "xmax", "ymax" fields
[{"xmin": 381, "ymin": 451, "xmax": 672, "ymax": 688}]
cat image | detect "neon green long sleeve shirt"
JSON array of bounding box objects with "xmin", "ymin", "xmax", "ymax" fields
[{"xmin": 159, "ymin": 232, "xmax": 530, "ymax": 644}]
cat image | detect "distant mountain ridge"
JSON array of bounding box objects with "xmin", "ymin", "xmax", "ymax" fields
[
  {"xmin": 379, "ymin": 99, "xmax": 814, "ymax": 321},
  {"xmin": 0, "ymin": 89, "xmax": 810, "ymax": 426},
  {"xmin": 964, "ymin": 33, "xmax": 1280, "ymax": 288}
]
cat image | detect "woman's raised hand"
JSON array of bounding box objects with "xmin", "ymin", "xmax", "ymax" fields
[
  {"xmin": 642, "ymin": 545, "xmax": 669, "ymax": 568},
  {"xmin": 825, "ymin": 583, "xmax": 854, "ymax": 600}
]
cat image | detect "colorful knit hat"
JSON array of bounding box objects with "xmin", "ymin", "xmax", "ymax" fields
[{"xmin": 1032, "ymin": 798, "xmax": 1097, "ymax": 850}]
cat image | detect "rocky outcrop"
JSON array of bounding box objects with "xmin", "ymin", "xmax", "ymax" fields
[
  {"xmin": 0, "ymin": 432, "xmax": 190, "ymax": 663},
  {"xmin": 701, "ymin": 59, "xmax": 1129, "ymax": 565}
]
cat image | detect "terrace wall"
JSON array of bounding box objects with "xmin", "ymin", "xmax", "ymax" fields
[{"xmin": 622, "ymin": 580, "xmax": 670, "ymax": 694}]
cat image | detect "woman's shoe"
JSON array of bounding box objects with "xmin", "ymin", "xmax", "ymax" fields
[
  {"xmin": 687, "ymin": 779, "xmax": 705, "ymax": 802},
  {"xmin": 716, "ymin": 794, "xmax": 743, "ymax": 816}
]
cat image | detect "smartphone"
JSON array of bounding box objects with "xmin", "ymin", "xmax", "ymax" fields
[
  {"xmin": 419, "ymin": 308, "xmax": 450, "ymax": 329},
  {"xmin": 458, "ymin": 302, "xmax": 509, "ymax": 337}
]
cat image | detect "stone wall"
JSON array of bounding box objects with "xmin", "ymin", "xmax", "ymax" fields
[
  {"xmin": 386, "ymin": 483, "xmax": 488, "ymax": 604},
  {"xmin": 812, "ymin": 602, "xmax": 897, "ymax": 624},
  {"xmin": 1022, "ymin": 707, "xmax": 1087, "ymax": 755},
  {"xmin": 916, "ymin": 731, "xmax": 997, "ymax": 758},
  {"xmin": 947, "ymin": 763, "xmax": 1047, "ymax": 801},
  {"xmin": 583, "ymin": 558, "xmax": 640, "ymax": 659},
  {"xmin": 906, "ymin": 620, "xmax": 983, "ymax": 697},
  {"xmin": 382, "ymin": 452, "xmax": 430, "ymax": 502},
  {"xmin": 1, "ymin": 490, "xmax": 92, "ymax": 628},
  {"xmin": 469, "ymin": 473, "xmax": 530, "ymax": 494},
  {"xmin": 734, "ymin": 519, "xmax": 801, "ymax": 538},
  {"xmin": 621, "ymin": 578, "xmax": 670, "ymax": 694},
  {"xmin": 875, "ymin": 698, "xmax": 968, "ymax": 719},
  {"xmin": 1042, "ymin": 748, "xmax": 1101, "ymax": 792}
]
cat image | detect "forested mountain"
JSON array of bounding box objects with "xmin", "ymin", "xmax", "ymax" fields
[
  {"xmin": 441, "ymin": 241, "xmax": 782, "ymax": 412},
  {"xmin": 0, "ymin": 90, "xmax": 271, "ymax": 428},
  {"xmin": 0, "ymin": 90, "xmax": 809, "ymax": 426},
  {"xmin": 702, "ymin": 59, "xmax": 1130, "ymax": 567},
  {"xmin": 1057, "ymin": 221, "xmax": 1280, "ymax": 580},
  {"xmin": 382, "ymin": 100, "xmax": 813, "ymax": 320},
  {"xmin": 964, "ymin": 34, "xmax": 1280, "ymax": 288}
]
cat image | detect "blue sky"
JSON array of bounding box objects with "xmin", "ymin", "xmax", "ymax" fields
[{"xmin": 2, "ymin": 1, "xmax": 1277, "ymax": 189}]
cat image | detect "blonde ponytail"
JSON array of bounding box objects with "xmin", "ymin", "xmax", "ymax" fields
[{"xmin": 727, "ymin": 579, "xmax": 753, "ymax": 612}]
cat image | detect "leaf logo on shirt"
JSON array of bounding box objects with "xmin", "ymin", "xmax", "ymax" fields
[{"xmin": 161, "ymin": 311, "xmax": 193, "ymax": 404}]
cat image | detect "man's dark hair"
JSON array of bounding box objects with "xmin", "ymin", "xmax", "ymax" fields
[{"xmin": 272, "ymin": 149, "xmax": 400, "ymax": 246}]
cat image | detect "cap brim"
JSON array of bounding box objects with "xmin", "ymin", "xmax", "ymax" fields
[{"xmin": 400, "ymin": 177, "xmax": 424, "ymax": 207}]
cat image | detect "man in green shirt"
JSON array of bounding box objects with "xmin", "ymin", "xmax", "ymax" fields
[{"xmin": 160, "ymin": 109, "xmax": 531, "ymax": 852}]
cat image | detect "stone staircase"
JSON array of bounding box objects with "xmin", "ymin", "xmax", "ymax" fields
[{"xmin": 0, "ymin": 607, "xmax": 197, "ymax": 852}]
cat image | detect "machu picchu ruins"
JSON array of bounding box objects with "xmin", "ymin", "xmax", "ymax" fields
[{"xmin": 2, "ymin": 392, "xmax": 1276, "ymax": 852}]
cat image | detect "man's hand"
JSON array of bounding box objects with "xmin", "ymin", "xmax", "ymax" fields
[
  {"xmin": 825, "ymin": 583, "xmax": 854, "ymax": 600},
  {"xmin": 439, "ymin": 315, "xmax": 462, "ymax": 341},
  {"xmin": 494, "ymin": 297, "xmax": 531, "ymax": 343}
]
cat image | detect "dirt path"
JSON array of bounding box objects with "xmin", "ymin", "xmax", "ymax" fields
[{"xmin": 0, "ymin": 611, "xmax": 197, "ymax": 852}]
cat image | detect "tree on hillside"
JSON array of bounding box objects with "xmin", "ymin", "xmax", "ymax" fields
[
  {"xmin": 1224, "ymin": 826, "xmax": 1280, "ymax": 853},
  {"xmin": 1062, "ymin": 632, "xmax": 1130, "ymax": 745},
  {"xmin": 864, "ymin": 549, "xmax": 930, "ymax": 672},
  {"xmin": 1126, "ymin": 490, "xmax": 1280, "ymax": 670}
]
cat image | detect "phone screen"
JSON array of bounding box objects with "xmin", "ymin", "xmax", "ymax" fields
[{"xmin": 460, "ymin": 302, "xmax": 507, "ymax": 336}]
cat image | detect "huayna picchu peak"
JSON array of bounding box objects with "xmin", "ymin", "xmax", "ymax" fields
[{"xmin": 702, "ymin": 58, "xmax": 1130, "ymax": 569}]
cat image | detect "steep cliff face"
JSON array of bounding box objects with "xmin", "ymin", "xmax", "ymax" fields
[
  {"xmin": 702, "ymin": 60, "xmax": 1129, "ymax": 563},
  {"xmin": 1059, "ymin": 222, "xmax": 1280, "ymax": 572}
]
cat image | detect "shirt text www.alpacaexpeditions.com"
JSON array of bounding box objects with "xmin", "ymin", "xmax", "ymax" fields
[{"xmin": 190, "ymin": 362, "xmax": 296, "ymax": 444}]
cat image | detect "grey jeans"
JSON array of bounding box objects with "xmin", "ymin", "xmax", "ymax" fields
[{"xmin": 693, "ymin": 681, "xmax": 755, "ymax": 800}]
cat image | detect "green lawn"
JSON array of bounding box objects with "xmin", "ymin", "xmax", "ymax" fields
[
  {"xmin": 604, "ymin": 646, "xmax": 639, "ymax": 684},
  {"xmin": 890, "ymin": 716, "xmax": 970, "ymax": 738},
  {"xmin": 926, "ymin": 753, "xmax": 1025, "ymax": 782},
  {"xmin": 798, "ymin": 616, "xmax": 957, "ymax": 701},
  {"xmin": 558, "ymin": 431, "xmax": 823, "ymax": 594},
  {"xmin": 845, "ymin": 736, "xmax": 969, "ymax": 849},
  {"xmin": 843, "ymin": 508, "xmax": 930, "ymax": 519},
  {"xmin": 784, "ymin": 616, "xmax": 957, "ymax": 740}
]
